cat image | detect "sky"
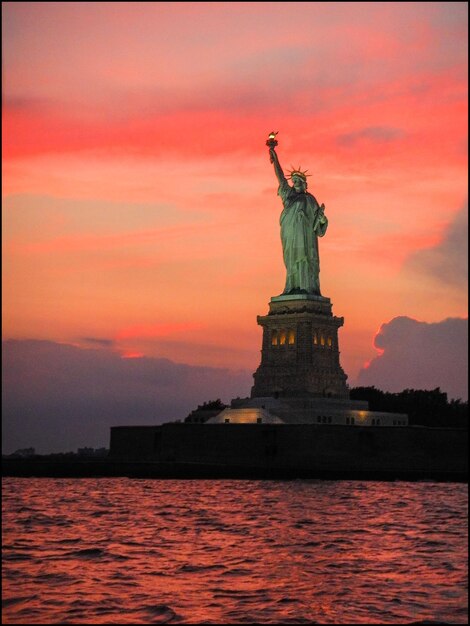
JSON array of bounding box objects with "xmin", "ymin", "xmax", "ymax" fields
[{"xmin": 2, "ymin": 2, "xmax": 468, "ymax": 452}]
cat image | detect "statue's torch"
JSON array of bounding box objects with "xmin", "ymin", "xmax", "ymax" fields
[{"xmin": 266, "ymin": 131, "xmax": 278, "ymax": 163}]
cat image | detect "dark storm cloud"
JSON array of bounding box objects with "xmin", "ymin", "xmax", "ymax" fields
[
  {"xmin": 356, "ymin": 316, "xmax": 468, "ymax": 401},
  {"xmin": 2, "ymin": 340, "xmax": 253, "ymax": 454},
  {"xmin": 405, "ymin": 204, "xmax": 468, "ymax": 289}
]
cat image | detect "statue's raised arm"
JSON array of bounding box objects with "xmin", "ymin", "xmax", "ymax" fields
[
  {"xmin": 266, "ymin": 131, "xmax": 287, "ymax": 185},
  {"xmin": 265, "ymin": 131, "xmax": 328, "ymax": 296}
]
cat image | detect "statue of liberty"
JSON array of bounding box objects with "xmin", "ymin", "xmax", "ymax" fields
[{"xmin": 266, "ymin": 132, "xmax": 328, "ymax": 296}]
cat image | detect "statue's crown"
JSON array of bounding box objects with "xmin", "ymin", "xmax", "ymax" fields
[{"xmin": 288, "ymin": 167, "xmax": 310, "ymax": 182}]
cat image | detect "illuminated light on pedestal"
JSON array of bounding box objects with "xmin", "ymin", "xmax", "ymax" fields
[{"xmin": 251, "ymin": 294, "xmax": 349, "ymax": 399}]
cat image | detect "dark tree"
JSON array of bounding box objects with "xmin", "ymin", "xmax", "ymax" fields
[{"xmin": 350, "ymin": 386, "xmax": 468, "ymax": 428}]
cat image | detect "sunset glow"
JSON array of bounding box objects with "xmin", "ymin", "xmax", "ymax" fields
[{"xmin": 3, "ymin": 2, "xmax": 468, "ymax": 398}]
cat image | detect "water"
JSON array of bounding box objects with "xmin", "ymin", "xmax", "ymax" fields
[{"xmin": 2, "ymin": 478, "xmax": 467, "ymax": 624}]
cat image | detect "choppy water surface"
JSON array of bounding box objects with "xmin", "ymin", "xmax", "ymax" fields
[{"xmin": 2, "ymin": 479, "xmax": 468, "ymax": 624}]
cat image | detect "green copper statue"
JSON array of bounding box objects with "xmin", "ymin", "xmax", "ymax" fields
[{"xmin": 267, "ymin": 132, "xmax": 328, "ymax": 296}]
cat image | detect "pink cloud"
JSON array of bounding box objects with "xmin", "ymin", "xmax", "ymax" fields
[
  {"xmin": 6, "ymin": 223, "xmax": 208, "ymax": 256},
  {"xmin": 3, "ymin": 66, "xmax": 466, "ymax": 163},
  {"xmin": 116, "ymin": 322, "xmax": 202, "ymax": 341}
]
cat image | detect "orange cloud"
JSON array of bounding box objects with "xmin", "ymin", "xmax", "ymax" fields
[{"xmin": 116, "ymin": 322, "xmax": 202, "ymax": 341}]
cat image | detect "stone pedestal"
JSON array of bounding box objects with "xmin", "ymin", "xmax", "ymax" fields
[{"xmin": 251, "ymin": 294, "xmax": 349, "ymax": 398}]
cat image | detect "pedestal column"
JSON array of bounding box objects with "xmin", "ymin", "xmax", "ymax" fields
[{"xmin": 251, "ymin": 294, "xmax": 349, "ymax": 398}]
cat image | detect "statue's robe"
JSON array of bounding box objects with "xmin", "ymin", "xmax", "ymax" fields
[{"xmin": 278, "ymin": 178, "xmax": 328, "ymax": 295}]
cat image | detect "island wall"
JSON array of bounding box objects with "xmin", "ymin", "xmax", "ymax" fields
[{"xmin": 109, "ymin": 423, "xmax": 467, "ymax": 478}]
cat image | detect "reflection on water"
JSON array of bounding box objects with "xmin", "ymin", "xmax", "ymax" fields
[{"xmin": 2, "ymin": 478, "xmax": 468, "ymax": 624}]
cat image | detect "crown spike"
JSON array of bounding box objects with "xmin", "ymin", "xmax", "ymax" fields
[{"xmin": 287, "ymin": 165, "xmax": 311, "ymax": 182}]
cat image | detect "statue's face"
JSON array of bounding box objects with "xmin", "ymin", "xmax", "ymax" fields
[{"xmin": 292, "ymin": 176, "xmax": 306, "ymax": 193}]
